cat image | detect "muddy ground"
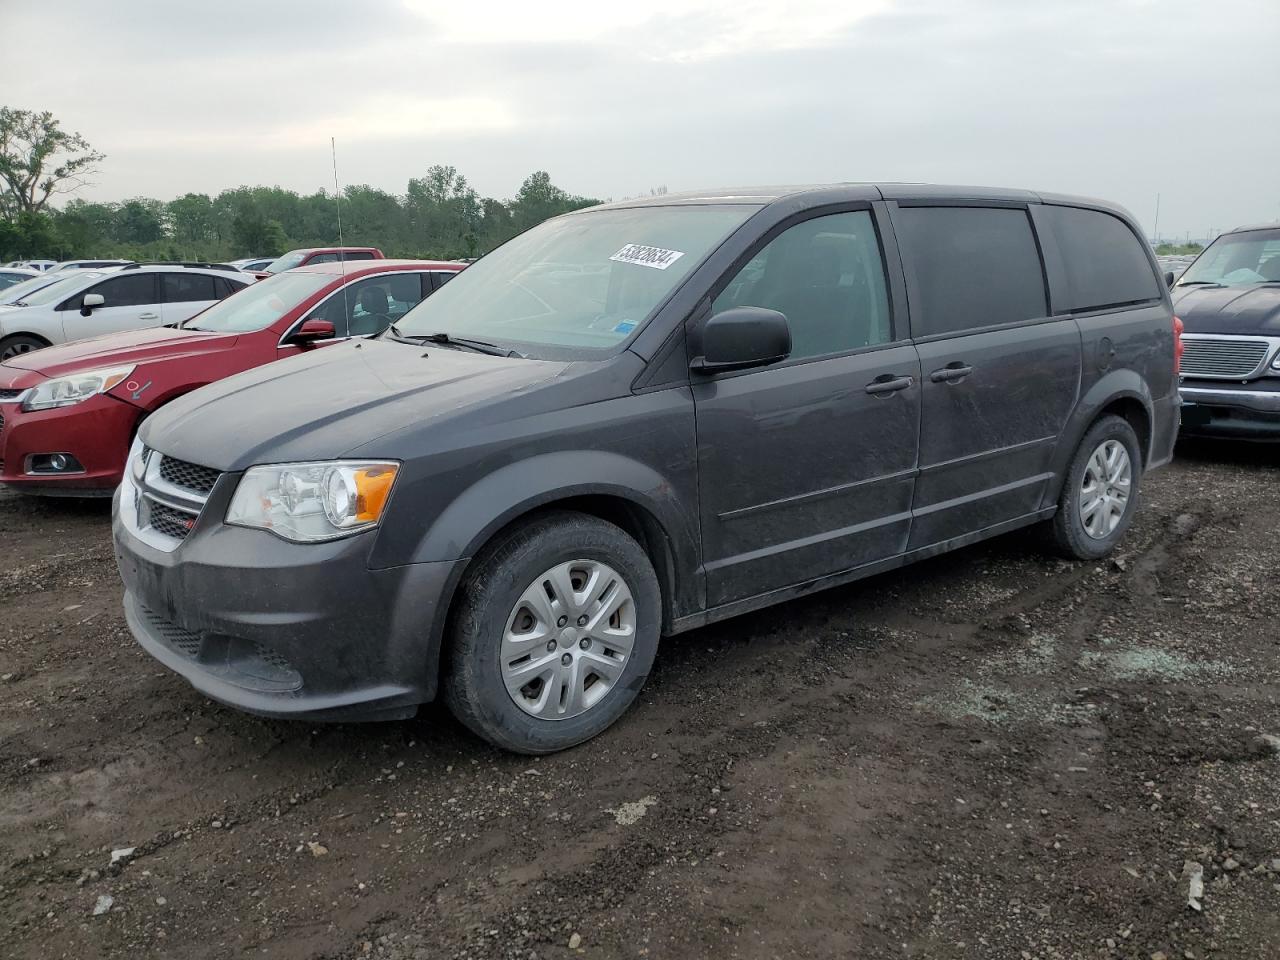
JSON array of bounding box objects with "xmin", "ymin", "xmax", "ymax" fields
[{"xmin": 1, "ymin": 441, "xmax": 1278, "ymax": 960}]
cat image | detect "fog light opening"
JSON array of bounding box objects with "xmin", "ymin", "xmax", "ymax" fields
[{"xmin": 27, "ymin": 453, "xmax": 85, "ymax": 475}]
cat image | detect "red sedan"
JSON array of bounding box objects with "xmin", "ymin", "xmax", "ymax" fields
[{"xmin": 0, "ymin": 259, "xmax": 462, "ymax": 496}]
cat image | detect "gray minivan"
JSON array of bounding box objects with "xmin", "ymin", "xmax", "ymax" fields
[{"xmin": 113, "ymin": 184, "xmax": 1180, "ymax": 753}]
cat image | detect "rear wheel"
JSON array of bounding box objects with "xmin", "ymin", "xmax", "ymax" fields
[
  {"xmin": 443, "ymin": 511, "xmax": 661, "ymax": 754},
  {"xmin": 0, "ymin": 335, "xmax": 48, "ymax": 360},
  {"xmin": 1047, "ymin": 415, "xmax": 1142, "ymax": 560}
]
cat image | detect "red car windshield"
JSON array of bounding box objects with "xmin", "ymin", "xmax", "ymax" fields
[{"xmin": 183, "ymin": 272, "xmax": 333, "ymax": 333}]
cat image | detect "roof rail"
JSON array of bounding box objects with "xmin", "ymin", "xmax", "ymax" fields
[{"xmin": 118, "ymin": 261, "xmax": 241, "ymax": 272}]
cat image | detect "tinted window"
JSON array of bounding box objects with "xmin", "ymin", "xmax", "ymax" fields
[
  {"xmin": 896, "ymin": 206, "xmax": 1047, "ymax": 337},
  {"xmin": 341, "ymin": 251, "xmax": 374, "ymax": 262},
  {"xmin": 307, "ymin": 253, "xmax": 339, "ymax": 265},
  {"xmin": 1045, "ymin": 206, "xmax": 1160, "ymax": 310},
  {"xmin": 73, "ymin": 273, "xmax": 156, "ymax": 309},
  {"xmin": 431, "ymin": 271, "xmax": 456, "ymax": 290},
  {"xmin": 162, "ymin": 273, "xmax": 217, "ymax": 303},
  {"xmin": 713, "ymin": 211, "xmax": 892, "ymax": 359}
]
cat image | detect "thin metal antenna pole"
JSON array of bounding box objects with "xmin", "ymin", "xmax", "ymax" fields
[{"xmin": 331, "ymin": 136, "xmax": 350, "ymax": 316}]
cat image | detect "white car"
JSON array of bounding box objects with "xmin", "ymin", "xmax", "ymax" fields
[
  {"xmin": 228, "ymin": 257, "xmax": 276, "ymax": 272},
  {"xmin": 0, "ymin": 265, "xmax": 252, "ymax": 359},
  {"xmin": 49, "ymin": 259, "xmax": 133, "ymax": 272},
  {"xmin": 18, "ymin": 259, "xmax": 59, "ymax": 272},
  {"xmin": 0, "ymin": 268, "xmax": 40, "ymax": 291}
]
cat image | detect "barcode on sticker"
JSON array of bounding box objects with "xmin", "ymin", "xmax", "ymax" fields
[{"xmin": 610, "ymin": 243, "xmax": 685, "ymax": 270}]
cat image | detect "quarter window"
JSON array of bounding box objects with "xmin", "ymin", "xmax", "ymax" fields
[
  {"xmin": 712, "ymin": 211, "xmax": 893, "ymax": 360},
  {"xmin": 1043, "ymin": 206, "xmax": 1161, "ymax": 311},
  {"xmin": 895, "ymin": 206, "xmax": 1047, "ymax": 337}
]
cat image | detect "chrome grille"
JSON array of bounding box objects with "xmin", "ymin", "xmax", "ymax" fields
[
  {"xmin": 1180, "ymin": 336, "xmax": 1273, "ymax": 379},
  {"xmin": 158, "ymin": 456, "xmax": 220, "ymax": 496},
  {"xmin": 125, "ymin": 445, "xmax": 221, "ymax": 551}
]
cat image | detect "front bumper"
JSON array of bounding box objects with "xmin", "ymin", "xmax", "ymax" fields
[
  {"xmin": 1179, "ymin": 380, "xmax": 1280, "ymax": 440},
  {"xmin": 0, "ymin": 393, "xmax": 138, "ymax": 495},
  {"xmin": 113, "ymin": 487, "xmax": 463, "ymax": 721}
]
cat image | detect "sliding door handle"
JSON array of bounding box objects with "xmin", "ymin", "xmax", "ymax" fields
[{"xmin": 929, "ymin": 362, "xmax": 973, "ymax": 383}]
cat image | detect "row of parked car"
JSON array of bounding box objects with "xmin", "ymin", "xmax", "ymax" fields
[{"xmin": 1, "ymin": 186, "xmax": 1276, "ymax": 755}]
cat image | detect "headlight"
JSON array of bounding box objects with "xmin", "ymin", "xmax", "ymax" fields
[
  {"xmin": 22, "ymin": 365, "xmax": 134, "ymax": 411},
  {"xmin": 226, "ymin": 461, "xmax": 399, "ymax": 543}
]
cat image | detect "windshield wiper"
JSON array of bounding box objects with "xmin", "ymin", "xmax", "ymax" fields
[
  {"xmin": 418, "ymin": 332, "xmax": 515, "ymax": 357},
  {"xmin": 1176, "ymin": 280, "xmax": 1224, "ymax": 288}
]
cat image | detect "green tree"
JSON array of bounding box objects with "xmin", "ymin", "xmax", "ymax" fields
[
  {"xmin": 0, "ymin": 107, "xmax": 104, "ymax": 218},
  {"xmin": 167, "ymin": 193, "xmax": 216, "ymax": 245},
  {"xmin": 115, "ymin": 198, "xmax": 166, "ymax": 245},
  {"xmin": 232, "ymin": 210, "xmax": 287, "ymax": 255}
]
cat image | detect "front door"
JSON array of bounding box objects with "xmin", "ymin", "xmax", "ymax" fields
[
  {"xmin": 890, "ymin": 203, "xmax": 1082, "ymax": 549},
  {"xmin": 692, "ymin": 209, "xmax": 922, "ymax": 608},
  {"xmin": 60, "ymin": 273, "xmax": 162, "ymax": 341}
]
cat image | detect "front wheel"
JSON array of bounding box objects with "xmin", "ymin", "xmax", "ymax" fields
[
  {"xmin": 1047, "ymin": 415, "xmax": 1142, "ymax": 560},
  {"xmin": 0, "ymin": 335, "xmax": 48, "ymax": 360},
  {"xmin": 443, "ymin": 511, "xmax": 661, "ymax": 754}
]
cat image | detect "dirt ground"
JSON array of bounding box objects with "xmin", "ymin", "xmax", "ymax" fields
[{"xmin": 2, "ymin": 440, "xmax": 1278, "ymax": 960}]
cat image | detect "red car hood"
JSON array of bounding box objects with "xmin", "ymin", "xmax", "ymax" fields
[{"xmin": 0, "ymin": 327, "xmax": 241, "ymax": 386}]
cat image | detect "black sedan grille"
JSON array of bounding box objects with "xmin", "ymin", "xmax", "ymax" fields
[{"xmin": 158, "ymin": 456, "xmax": 221, "ymax": 496}]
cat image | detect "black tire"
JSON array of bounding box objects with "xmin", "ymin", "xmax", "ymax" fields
[
  {"xmin": 0, "ymin": 334, "xmax": 48, "ymax": 361},
  {"xmin": 1047, "ymin": 415, "xmax": 1142, "ymax": 560},
  {"xmin": 442, "ymin": 510, "xmax": 661, "ymax": 754}
]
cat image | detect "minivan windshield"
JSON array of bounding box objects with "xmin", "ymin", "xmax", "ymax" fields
[
  {"xmin": 1178, "ymin": 229, "xmax": 1280, "ymax": 287},
  {"xmin": 263, "ymin": 250, "xmax": 309, "ymax": 274},
  {"xmin": 391, "ymin": 204, "xmax": 760, "ymax": 358},
  {"xmin": 11, "ymin": 272, "xmax": 105, "ymax": 306},
  {"xmin": 182, "ymin": 271, "xmax": 332, "ymax": 333}
]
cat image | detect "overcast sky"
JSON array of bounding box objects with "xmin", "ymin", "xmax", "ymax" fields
[{"xmin": 4, "ymin": 0, "xmax": 1277, "ymax": 238}]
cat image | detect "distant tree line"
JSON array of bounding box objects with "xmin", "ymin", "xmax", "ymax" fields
[
  {"xmin": 2, "ymin": 166, "xmax": 600, "ymax": 263},
  {"xmin": 0, "ymin": 107, "xmax": 600, "ymax": 263},
  {"xmin": 1154, "ymin": 242, "xmax": 1204, "ymax": 256}
]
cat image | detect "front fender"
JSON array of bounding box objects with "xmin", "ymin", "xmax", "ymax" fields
[
  {"xmin": 401, "ymin": 449, "xmax": 700, "ymax": 611},
  {"xmin": 1041, "ymin": 369, "xmax": 1155, "ymax": 509}
]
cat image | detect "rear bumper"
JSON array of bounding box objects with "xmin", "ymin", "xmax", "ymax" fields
[
  {"xmin": 0, "ymin": 394, "xmax": 136, "ymax": 494},
  {"xmin": 113, "ymin": 489, "xmax": 463, "ymax": 721},
  {"xmin": 1179, "ymin": 381, "xmax": 1280, "ymax": 439}
]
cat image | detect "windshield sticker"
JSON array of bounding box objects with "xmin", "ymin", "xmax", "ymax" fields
[
  {"xmin": 613, "ymin": 319, "xmax": 638, "ymax": 334},
  {"xmin": 610, "ymin": 243, "xmax": 685, "ymax": 270}
]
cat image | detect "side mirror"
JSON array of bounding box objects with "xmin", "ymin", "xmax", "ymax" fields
[
  {"xmin": 1164, "ymin": 271, "xmax": 1176, "ymax": 289},
  {"xmin": 289, "ymin": 318, "xmax": 336, "ymax": 345},
  {"xmin": 691, "ymin": 306, "xmax": 791, "ymax": 373},
  {"xmin": 80, "ymin": 292, "xmax": 105, "ymax": 316}
]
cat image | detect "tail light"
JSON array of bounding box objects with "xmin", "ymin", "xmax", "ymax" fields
[{"xmin": 1173, "ymin": 315, "xmax": 1184, "ymax": 375}]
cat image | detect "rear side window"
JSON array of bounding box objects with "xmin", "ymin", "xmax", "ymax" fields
[
  {"xmin": 895, "ymin": 206, "xmax": 1047, "ymax": 337},
  {"xmin": 1044, "ymin": 206, "xmax": 1160, "ymax": 311},
  {"xmin": 430, "ymin": 271, "xmax": 456, "ymax": 290},
  {"xmin": 162, "ymin": 273, "xmax": 217, "ymax": 303},
  {"xmin": 342, "ymin": 251, "xmax": 374, "ymax": 262}
]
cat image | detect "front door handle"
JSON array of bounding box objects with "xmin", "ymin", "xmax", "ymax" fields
[
  {"xmin": 138, "ymin": 312, "xmax": 159, "ymax": 320},
  {"xmin": 929, "ymin": 362, "xmax": 973, "ymax": 383},
  {"xmin": 865, "ymin": 374, "xmax": 914, "ymax": 396}
]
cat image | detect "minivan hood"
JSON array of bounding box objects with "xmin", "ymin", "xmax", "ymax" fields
[
  {"xmin": 2, "ymin": 326, "xmax": 240, "ymax": 377},
  {"xmin": 1172, "ymin": 285, "xmax": 1280, "ymax": 335},
  {"xmin": 142, "ymin": 338, "xmax": 568, "ymax": 471}
]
